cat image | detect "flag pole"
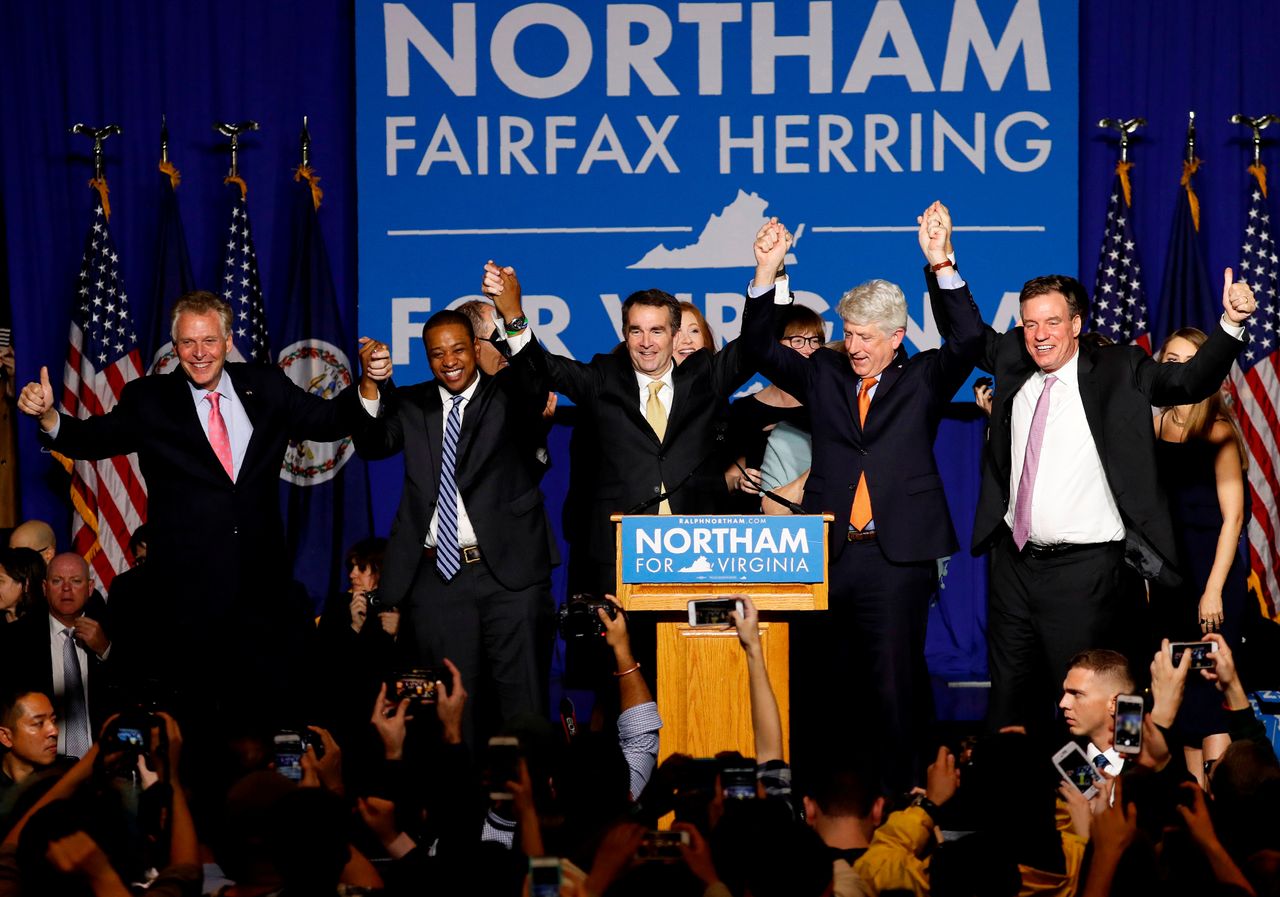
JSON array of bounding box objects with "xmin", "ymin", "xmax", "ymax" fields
[
  {"xmin": 299, "ymin": 114, "xmax": 311, "ymax": 170},
  {"xmin": 1097, "ymin": 117, "xmax": 1146, "ymax": 164},
  {"xmin": 68, "ymin": 123, "xmax": 122, "ymax": 218},
  {"xmin": 1230, "ymin": 113, "xmax": 1279, "ymax": 168},
  {"xmin": 213, "ymin": 119, "xmax": 260, "ymax": 181}
]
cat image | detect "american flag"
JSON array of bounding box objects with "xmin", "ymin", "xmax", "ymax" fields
[
  {"xmin": 1225, "ymin": 163, "xmax": 1280, "ymax": 618},
  {"xmin": 58, "ymin": 182, "xmax": 147, "ymax": 589},
  {"xmin": 1091, "ymin": 163, "xmax": 1151, "ymax": 351},
  {"xmin": 220, "ymin": 178, "xmax": 270, "ymax": 362}
]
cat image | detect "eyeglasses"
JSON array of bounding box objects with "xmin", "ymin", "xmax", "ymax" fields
[{"xmin": 783, "ymin": 335, "xmax": 824, "ymax": 349}]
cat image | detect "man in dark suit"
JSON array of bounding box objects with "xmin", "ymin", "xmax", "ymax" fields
[
  {"xmin": 0, "ymin": 553, "xmax": 111, "ymax": 758},
  {"xmin": 353, "ymin": 305, "xmax": 556, "ymax": 744},
  {"xmin": 742, "ymin": 216, "xmax": 985, "ymax": 792},
  {"xmin": 490, "ymin": 265, "xmax": 763, "ymax": 598},
  {"xmin": 923, "ymin": 203, "xmax": 1256, "ymax": 732},
  {"xmin": 16, "ymin": 291, "xmax": 387, "ymax": 712}
]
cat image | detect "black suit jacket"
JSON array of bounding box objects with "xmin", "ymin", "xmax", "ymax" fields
[
  {"xmin": 352, "ymin": 346, "xmax": 558, "ymax": 605},
  {"xmin": 0, "ymin": 605, "xmax": 114, "ymax": 737},
  {"xmin": 925, "ymin": 270, "xmax": 1245, "ymax": 582},
  {"xmin": 517, "ymin": 334, "xmax": 755, "ymax": 571},
  {"xmin": 41, "ymin": 363, "xmax": 366, "ymax": 619},
  {"xmin": 741, "ymin": 284, "xmax": 985, "ymax": 563}
]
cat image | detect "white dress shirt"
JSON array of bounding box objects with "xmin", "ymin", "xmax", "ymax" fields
[
  {"xmin": 48, "ymin": 614, "xmax": 93, "ymax": 755},
  {"xmin": 360, "ymin": 376, "xmax": 482, "ymax": 549},
  {"xmin": 188, "ymin": 372, "xmax": 253, "ymax": 480},
  {"xmin": 1005, "ymin": 350, "xmax": 1126, "ymax": 546}
]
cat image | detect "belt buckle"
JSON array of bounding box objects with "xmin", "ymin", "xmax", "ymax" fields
[
  {"xmin": 462, "ymin": 546, "xmax": 482, "ymax": 564},
  {"xmin": 846, "ymin": 528, "xmax": 877, "ymax": 543}
]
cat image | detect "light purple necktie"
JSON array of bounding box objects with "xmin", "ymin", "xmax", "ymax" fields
[{"xmin": 1012, "ymin": 374, "xmax": 1058, "ymax": 550}]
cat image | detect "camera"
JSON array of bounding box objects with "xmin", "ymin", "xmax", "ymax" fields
[
  {"xmin": 1170, "ymin": 640, "xmax": 1217, "ymax": 670},
  {"xmin": 556, "ymin": 593, "xmax": 620, "ymax": 639},
  {"xmin": 102, "ymin": 713, "xmax": 163, "ymax": 758},
  {"xmin": 273, "ymin": 729, "xmax": 325, "ymax": 782},
  {"xmin": 364, "ymin": 588, "xmax": 383, "ymax": 612}
]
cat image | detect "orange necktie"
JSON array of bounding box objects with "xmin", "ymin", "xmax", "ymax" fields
[{"xmin": 849, "ymin": 376, "xmax": 877, "ymax": 531}]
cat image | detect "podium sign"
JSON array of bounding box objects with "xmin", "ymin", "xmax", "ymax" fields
[
  {"xmin": 613, "ymin": 514, "xmax": 831, "ymax": 611},
  {"xmin": 621, "ymin": 515, "xmax": 825, "ymax": 584},
  {"xmin": 612, "ymin": 514, "xmax": 833, "ymax": 766}
]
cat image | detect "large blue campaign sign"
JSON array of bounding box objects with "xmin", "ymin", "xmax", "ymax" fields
[
  {"xmin": 355, "ymin": 1, "xmax": 1077, "ymax": 380},
  {"xmin": 621, "ymin": 515, "xmax": 827, "ymax": 583}
]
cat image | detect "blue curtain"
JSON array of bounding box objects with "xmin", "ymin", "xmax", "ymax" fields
[{"xmin": 5, "ymin": 0, "xmax": 1280, "ymax": 694}]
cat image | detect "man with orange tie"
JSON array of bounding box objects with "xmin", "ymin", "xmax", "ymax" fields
[{"xmin": 741, "ymin": 215, "xmax": 984, "ymax": 793}]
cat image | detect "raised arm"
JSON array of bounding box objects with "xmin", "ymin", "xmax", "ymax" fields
[
  {"xmin": 740, "ymin": 220, "xmax": 814, "ymax": 402},
  {"xmin": 731, "ymin": 595, "xmax": 783, "ymax": 764},
  {"xmin": 1140, "ymin": 269, "xmax": 1250, "ymax": 407},
  {"xmin": 920, "ymin": 201, "xmax": 1002, "ymax": 375}
]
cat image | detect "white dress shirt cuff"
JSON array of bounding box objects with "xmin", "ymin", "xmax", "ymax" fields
[
  {"xmin": 505, "ymin": 328, "xmax": 533, "ymax": 354},
  {"xmin": 1219, "ymin": 315, "xmax": 1246, "ymax": 340},
  {"xmin": 935, "ymin": 269, "xmax": 966, "ymax": 290},
  {"xmin": 746, "ymin": 275, "xmax": 791, "ymax": 301},
  {"xmin": 44, "ymin": 416, "xmax": 61, "ymax": 439},
  {"xmin": 358, "ymin": 393, "xmax": 381, "ymax": 417}
]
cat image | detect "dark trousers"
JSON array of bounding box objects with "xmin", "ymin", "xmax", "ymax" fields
[
  {"xmin": 403, "ymin": 552, "xmax": 553, "ymax": 746},
  {"xmin": 987, "ymin": 533, "xmax": 1135, "ymax": 734},
  {"xmin": 793, "ymin": 539, "xmax": 936, "ymax": 795}
]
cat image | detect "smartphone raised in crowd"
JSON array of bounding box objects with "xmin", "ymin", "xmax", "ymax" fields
[
  {"xmin": 687, "ymin": 597, "xmax": 744, "ymax": 627},
  {"xmin": 1113, "ymin": 694, "xmax": 1144, "ymax": 756},
  {"xmin": 528, "ymin": 857, "xmax": 562, "ymax": 897},
  {"xmin": 485, "ymin": 736, "xmax": 522, "ymax": 801},
  {"xmin": 1169, "ymin": 640, "xmax": 1217, "ymax": 670},
  {"xmin": 721, "ymin": 760, "xmax": 757, "ymax": 800},
  {"xmin": 1052, "ymin": 742, "xmax": 1102, "ymax": 800}
]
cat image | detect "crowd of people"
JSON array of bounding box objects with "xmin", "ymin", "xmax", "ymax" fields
[{"xmin": 0, "ymin": 200, "xmax": 1275, "ymax": 895}]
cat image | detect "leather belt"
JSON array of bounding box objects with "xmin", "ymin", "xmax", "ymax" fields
[
  {"xmin": 846, "ymin": 528, "xmax": 878, "ymax": 543},
  {"xmin": 423, "ymin": 545, "xmax": 483, "ymax": 564},
  {"xmin": 1022, "ymin": 541, "xmax": 1110, "ymax": 560}
]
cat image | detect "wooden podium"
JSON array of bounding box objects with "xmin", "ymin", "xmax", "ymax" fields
[{"xmin": 612, "ymin": 514, "xmax": 832, "ymax": 763}]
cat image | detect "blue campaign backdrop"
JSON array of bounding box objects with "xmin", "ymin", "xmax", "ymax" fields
[{"xmin": 4, "ymin": 1, "xmax": 1280, "ymax": 700}]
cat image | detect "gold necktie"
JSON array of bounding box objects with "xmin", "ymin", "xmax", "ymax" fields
[{"xmin": 646, "ymin": 381, "xmax": 671, "ymax": 513}]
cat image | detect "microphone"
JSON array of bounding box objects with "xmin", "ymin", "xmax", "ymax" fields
[
  {"xmin": 623, "ymin": 442, "xmax": 726, "ymax": 515},
  {"xmin": 734, "ymin": 460, "xmax": 806, "ymax": 515}
]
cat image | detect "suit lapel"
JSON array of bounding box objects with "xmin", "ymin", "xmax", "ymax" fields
[
  {"xmin": 614, "ymin": 354, "xmax": 661, "ymax": 447},
  {"xmin": 866, "ymin": 349, "xmax": 909, "ymax": 422},
  {"xmin": 424, "ymin": 383, "xmax": 446, "ymax": 489},
  {"xmin": 1075, "ymin": 347, "xmax": 1105, "ymax": 457},
  {"xmin": 230, "ymin": 367, "xmax": 268, "ymax": 480},
  {"xmin": 453, "ymin": 375, "xmax": 493, "ymax": 476},
  {"xmin": 663, "ymin": 362, "xmax": 693, "ymax": 446}
]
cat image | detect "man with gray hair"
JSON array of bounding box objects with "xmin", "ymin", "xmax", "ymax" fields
[{"xmin": 742, "ymin": 213, "xmax": 985, "ymax": 793}]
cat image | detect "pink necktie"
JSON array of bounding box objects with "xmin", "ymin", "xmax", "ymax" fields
[
  {"xmin": 206, "ymin": 392, "xmax": 234, "ymax": 479},
  {"xmin": 1012, "ymin": 375, "xmax": 1057, "ymax": 550}
]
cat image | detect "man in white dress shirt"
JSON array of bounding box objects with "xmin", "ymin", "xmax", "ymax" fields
[{"xmin": 1059, "ymin": 649, "xmax": 1135, "ymax": 775}]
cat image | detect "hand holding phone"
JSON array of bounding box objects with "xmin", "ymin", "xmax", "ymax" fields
[
  {"xmin": 1113, "ymin": 695, "xmax": 1144, "ymax": 756},
  {"xmin": 687, "ymin": 597, "xmax": 744, "ymax": 627},
  {"xmin": 1052, "ymin": 742, "xmax": 1102, "ymax": 800},
  {"xmin": 485, "ymin": 736, "xmax": 521, "ymax": 801}
]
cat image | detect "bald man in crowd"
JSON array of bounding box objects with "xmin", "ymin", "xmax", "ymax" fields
[{"xmin": 8, "ymin": 521, "xmax": 55, "ymax": 566}]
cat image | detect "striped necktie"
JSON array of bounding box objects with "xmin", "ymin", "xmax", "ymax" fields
[{"xmin": 437, "ymin": 395, "xmax": 464, "ymax": 580}]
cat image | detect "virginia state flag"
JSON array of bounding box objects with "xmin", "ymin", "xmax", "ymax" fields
[
  {"xmin": 1158, "ymin": 158, "xmax": 1217, "ymax": 339},
  {"xmin": 277, "ymin": 166, "xmax": 373, "ymax": 608}
]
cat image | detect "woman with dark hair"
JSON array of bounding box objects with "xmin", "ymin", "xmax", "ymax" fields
[
  {"xmin": 0, "ymin": 547, "xmax": 45, "ymax": 625},
  {"xmin": 723, "ymin": 304, "xmax": 822, "ymax": 509},
  {"xmin": 314, "ymin": 537, "xmax": 398, "ymax": 740},
  {"xmin": 1151, "ymin": 327, "xmax": 1249, "ymax": 783},
  {"xmin": 674, "ymin": 301, "xmax": 717, "ymax": 364}
]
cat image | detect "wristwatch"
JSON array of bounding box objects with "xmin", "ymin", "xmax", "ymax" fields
[
  {"xmin": 504, "ymin": 315, "xmax": 529, "ymax": 335},
  {"xmin": 909, "ymin": 794, "xmax": 940, "ymax": 820}
]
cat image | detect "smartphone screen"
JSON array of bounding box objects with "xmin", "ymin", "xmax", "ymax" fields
[
  {"xmin": 688, "ymin": 598, "xmax": 743, "ymax": 627},
  {"xmin": 529, "ymin": 858, "xmax": 561, "ymax": 897},
  {"xmin": 274, "ymin": 732, "xmax": 304, "ymax": 781},
  {"xmin": 1170, "ymin": 641, "xmax": 1216, "ymax": 670},
  {"xmin": 721, "ymin": 763, "xmax": 757, "ymax": 800},
  {"xmin": 1053, "ymin": 743, "xmax": 1101, "ymax": 798},
  {"xmin": 637, "ymin": 830, "xmax": 690, "ymax": 863},
  {"xmin": 1114, "ymin": 695, "xmax": 1144, "ymax": 755},
  {"xmin": 486, "ymin": 737, "xmax": 521, "ymax": 800}
]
